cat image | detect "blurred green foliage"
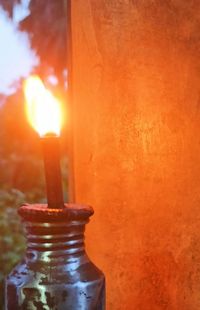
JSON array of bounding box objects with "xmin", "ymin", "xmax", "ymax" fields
[{"xmin": 0, "ymin": 93, "xmax": 45, "ymax": 308}]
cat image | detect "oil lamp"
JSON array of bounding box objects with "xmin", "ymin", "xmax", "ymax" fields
[{"xmin": 5, "ymin": 76, "xmax": 105, "ymax": 309}]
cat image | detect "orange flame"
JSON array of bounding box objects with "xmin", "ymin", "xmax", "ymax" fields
[{"xmin": 23, "ymin": 75, "xmax": 62, "ymax": 137}]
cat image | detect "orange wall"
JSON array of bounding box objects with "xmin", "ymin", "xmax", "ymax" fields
[{"xmin": 72, "ymin": 1, "xmax": 200, "ymax": 309}]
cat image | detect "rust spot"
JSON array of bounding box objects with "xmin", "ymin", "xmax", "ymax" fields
[
  {"xmin": 62, "ymin": 290, "xmax": 68, "ymax": 302},
  {"xmin": 45, "ymin": 292, "xmax": 56, "ymax": 307}
]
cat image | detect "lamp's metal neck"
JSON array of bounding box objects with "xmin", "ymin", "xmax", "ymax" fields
[{"xmin": 5, "ymin": 204, "xmax": 105, "ymax": 310}]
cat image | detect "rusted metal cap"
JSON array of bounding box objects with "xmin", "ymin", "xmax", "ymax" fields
[{"xmin": 18, "ymin": 203, "xmax": 94, "ymax": 222}]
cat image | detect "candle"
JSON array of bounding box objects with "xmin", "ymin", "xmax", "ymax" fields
[{"xmin": 23, "ymin": 75, "xmax": 64, "ymax": 209}]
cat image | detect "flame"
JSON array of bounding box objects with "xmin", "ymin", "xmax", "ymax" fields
[{"xmin": 23, "ymin": 75, "xmax": 62, "ymax": 137}]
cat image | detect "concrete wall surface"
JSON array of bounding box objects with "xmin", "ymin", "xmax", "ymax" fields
[{"xmin": 72, "ymin": 1, "xmax": 200, "ymax": 309}]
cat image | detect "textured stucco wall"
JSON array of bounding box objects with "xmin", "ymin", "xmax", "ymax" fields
[{"xmin": 72, "ymin": 1, "xmax": 200, "ymax": 309}]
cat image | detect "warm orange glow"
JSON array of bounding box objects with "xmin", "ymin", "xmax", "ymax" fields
[{"xmin": 23, "ymin": 75, "xmax": 62, "ymax": 137}]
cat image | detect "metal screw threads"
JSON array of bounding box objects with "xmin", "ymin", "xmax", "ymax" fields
[{"xmin": 5, "ymin": 204, "xmax": 105, "ymax": 310}]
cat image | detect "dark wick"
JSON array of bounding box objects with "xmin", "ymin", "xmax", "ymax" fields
[{"xmin": 41, "ymin": 133, "xmax": 64, "ymax": 209}]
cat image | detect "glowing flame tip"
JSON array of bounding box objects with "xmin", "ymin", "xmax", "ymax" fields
[{"xmin": 23, "ymin": 75, "xmax": 62, "ymax": 137}]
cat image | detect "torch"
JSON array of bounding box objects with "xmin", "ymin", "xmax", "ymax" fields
[
  {"xmin": 5, "ymin": 75, "xmax": 105, "ymax": 310},
  {"xmin": 24, "ymin": 76, "xmax": 64, "ymax": 209}
]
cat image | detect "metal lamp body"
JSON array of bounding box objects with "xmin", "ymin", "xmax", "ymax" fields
[{"xmin": 5, "ymin": 204, "xmax": 105, "ymax": 310}]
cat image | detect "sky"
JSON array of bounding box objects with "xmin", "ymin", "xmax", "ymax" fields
[{"xmin": 0, "ymin": 0, "xmax": 39, "ymax": 96}]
